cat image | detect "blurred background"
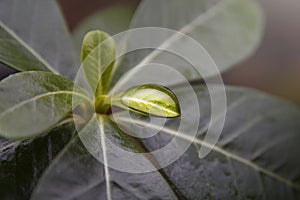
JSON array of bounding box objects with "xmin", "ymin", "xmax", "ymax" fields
[{"xmin": 1, "ymin": 0, "xmax": 299, "ymax": 105}]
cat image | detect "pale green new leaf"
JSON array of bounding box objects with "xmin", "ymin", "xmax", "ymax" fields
[
  {"xmin": 121, "ymin": 84, "xmax": 181, "ymax": 118},
  {"xmin": 0, "ymin": 71, "xmax": 90, "ymax": 139},
  {"xmin": 73, "ymin": 5, "xmax": 135, "ymax": 55},
  {"xmin": 81, "ymin": 30, "xmax": 116, "ymax": 95}
]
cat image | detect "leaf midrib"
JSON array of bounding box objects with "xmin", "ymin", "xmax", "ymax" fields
[
  {"xmin": 0, "ymin": 91, "xmax": 90, "ymax": 117},
  {"xmin": 36, "ymin": 115, "xmax": 184, "ymax": 199},
  {"xmin": 98, "ymin": 115, "xmax": 113, "ymax": 200},
  {"xmin": 109, "ymin": 0, "xmax": 226, "ymax": 96},
  {"xmin": 0, "ymin": 20, "xmax": 57, "ymax": 73},
  {"xmin": 117, "ymin": 116, "xmax": 300, "ymax": 191},
  {"xmin": 136, "ymin": 0, "xmax": 225, "ymax": 66}
]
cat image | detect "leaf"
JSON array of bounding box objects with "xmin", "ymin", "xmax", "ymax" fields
[
  {"xmin": 0, "ymin": 71, "xmax": 90, "ymax": 139},
  {"xmin": 115, "ymin": 85, "xmax": 300, "ymax": 199},
  {"xmin": 30, "ymin": 85, "xmax": 300, "ymax": 199},
  {"xmin": 0, "ymin": 22, "xmax": 53, "ymax": 72},
  {"xmin": 31, "ymin": 115, "xmax": 179, "ymax": 200},
  {"xmin": 0, "ymin": 63, "xmax": 16, "ymax": 80},
  {"xmin": 110, "ymin": 0, "xmax": 264, "ymax": 89},
  {"xmin": 81, "ymin": 30, "xmax": 116, "ymax": 96},
  {"xmin": 133, "ymin": 0, "xmax": 264, "ymax": 69},
  {"xmin": 0, "ymin": 0, "xmax": 77, "ymax": 79},
  {"xmin": 0, "ymin": 122, "xmax": 76, "ymax": 200},
  {"xmin": 72, "ymin": 5, "xmax": 135, "ymax": 56},
  {"xmin": 120, "ymin": 84, "xmax": 181, "ymax": 117}
]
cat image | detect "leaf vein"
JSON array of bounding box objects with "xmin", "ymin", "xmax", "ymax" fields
[
  {"xmin": 0, "ymin": 91, "xmax": 90, "ymax": 118},
  {"xmin": 117, "ymin": 116, "xmax": 300, "ymax": 191},
  {"xmin": 0, "ymin": 20, "xmax": 57, "ymax": 73}
]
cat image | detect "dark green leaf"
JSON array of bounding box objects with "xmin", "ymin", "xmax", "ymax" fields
[
  {"xmin": 0, "ymin": 0, "xmax": 77, "ymax": 79},
  {"xmin": 31, "ymin": 85, "xmax": 300, "ymax": 199},
  {"xmin": 132, "ymin": 0, "xmax": 264, "ymax": 74},
  {"xmin": 0, "ymin": 122, "xmax": 76, "ymax": 200},
  {"xmin": 0, "ymin": 71, "xmax": 90, "ymax": 139},
  {"xmin": 0, "ymin": 21, "xmax": 53, "ymax": 72},
  {"xmin": 31, "ymin": 115, "xmax": 178, "ymax": 200},
  {"xmin": 115, "ymin": 85, "xmax": 300, "ymax": 199},
  {"xmin": 111, "ymin": 0, "xmax": 265, "ymax": 88}
]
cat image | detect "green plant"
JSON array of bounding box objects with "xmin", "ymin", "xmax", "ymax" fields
[{"xmin": 0, "ymin": 0, "xmax": 300, "ymax": 200}]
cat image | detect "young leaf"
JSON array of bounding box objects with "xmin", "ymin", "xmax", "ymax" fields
[
  {"xmin": 120, "ymin": 84, "xmax": 181, "ymax": 118},
  {"xmin": 0, "ymin": 0, "xmax": 77, "ymax": 79},
  {"xmin": 0, "ymin": 71, "xmax": 90, "ymax": 139},
  {"xmin": 81, "ymin": 30, "xmax": 116, "ymax": 95},
  {"xmin": 73, "ymin": 5, "xmax": 135, "ymax": 55}
]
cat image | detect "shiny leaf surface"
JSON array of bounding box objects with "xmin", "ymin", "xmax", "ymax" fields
[
  {"xmin": 0, "ymin": 22, "xmax": 52, "ymax": 72},
  {"xmin": 0, "ymin": 0, "xmax": 77, "ymax": 79},
  {"xmin": 31, "ymin": 115, "xmax": 178, "ymax": 200},
  {"xmin": 73, "ymin": 5, "xmax": 135, "ymax": 55},
  {"xmin": 111, "ymin": 0, "xmax": 264, "ymax": 88},
  {"xmin": 0, "ymin": 122, "xmax": 76, "ymax": 200},
  {"xmin": 81, "ymin": 30, "xmax": 116, "ymax": 95},
  {"xmin": 0, "ymin": 71, "xmax": 90, "ymax": 139},
  {"xmin": 121, "ymin": 84, "xmax": 181, "ymax": 118},
  {"xmin": 30, "ymin": 86, "xmax": 300, "ymax": 199}
]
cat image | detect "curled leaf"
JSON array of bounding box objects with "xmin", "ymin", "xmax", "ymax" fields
[{"xmin": 121, "ymin": 84, "xmax": 181, "ymax": 118}]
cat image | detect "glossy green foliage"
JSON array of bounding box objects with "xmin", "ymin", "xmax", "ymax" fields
[
  {"xmin": 121, "ymin": 84, "xmax": 181, "ymax": 118},
  {"xmin": 30, "ymin": 86, "xmax": 300, "ymax": 199},
  {"xmin": 111, "ymin": 0, "xmax": 265, "ymax": 87},
  {"xmin": 81, "ymin": 30, "xmax": 116, "ymax": 96},
  {"xmin": 0, "ymin": 122, "xmax": 76, "ymax": 200},
  {"xmin": 0, "ymin": 72, "xmax": 90, "ymax": 139},
  {"xmin": 73, "ymin": 5, "xmax": 135, "ymax": 54},
  {"xmin": 0, "ymin": 0, "xmax": 77, "ymax": 79},
  {"xmin": 2, "ymin": 0, "xmax": 299, "ymax": 199},
  {"xmin": 31, "ymin": 115, "xmax": 178, "ymax": 199},
  {"xmin": 0, "ymin": 21, "xmax": 52, "ymax": 72},
  {"xmin": 131, "ymin": 0, "xmax": 265, "ymax": 74}
]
